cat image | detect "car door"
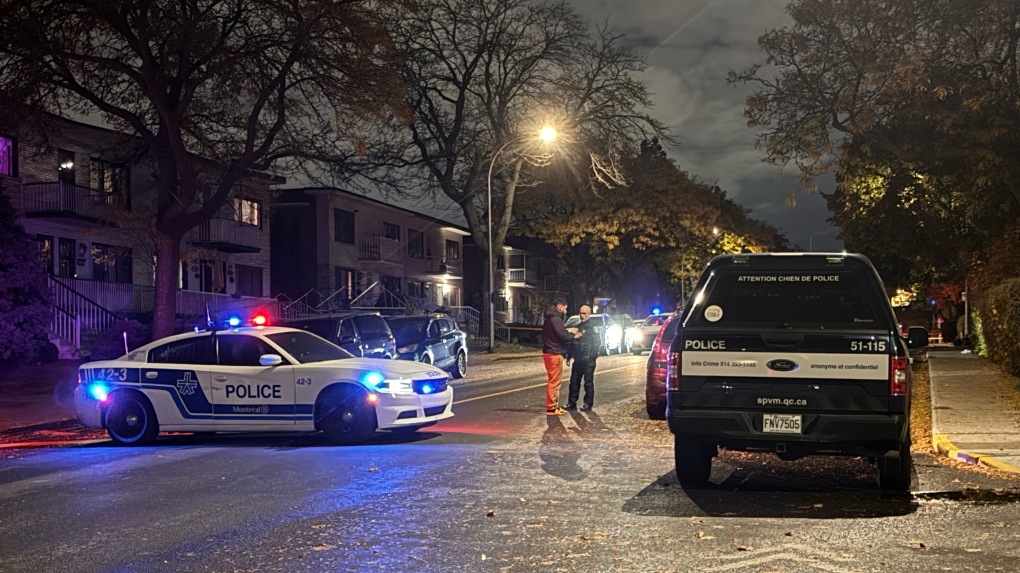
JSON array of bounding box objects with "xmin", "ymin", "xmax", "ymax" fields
[
  {"xmin": 336, "ymin": 318, "xmax": 360, "ymax": 355},
  {"xmin": 426, "ymin": 319, "xmax": 452, "ymax": 368},
  {"xmin": 352, "ymin": 314, "xmax": 393, "ymax": 358},
  {"xmin": 144, "ymin": 334, "xmax": 216, "ymax": 425},
  {"xmin": 212, "ymin": 333, "xmax": 295, "ymax": 427}
]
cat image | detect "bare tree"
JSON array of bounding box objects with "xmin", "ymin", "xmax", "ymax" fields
[
  {"xmin": 379, "ymin": 0, "xmax": 671, "ymax": 319},
  {"xmin": 0, "ymin": 0, "xmax": 405, "ymax": 338}
]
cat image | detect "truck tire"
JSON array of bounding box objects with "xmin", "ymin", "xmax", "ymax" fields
[
  {"xmin": 877, "ymin": 440, "xmax": 912, "ymax": 491},
  {"xmin": 674, "ymin": 436, "xmax": 713, "ymax": 484}
]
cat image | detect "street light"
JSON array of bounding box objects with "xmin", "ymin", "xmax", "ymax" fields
[{"xmin": 488, "ymin": 126, "xmax": 558, "ymax": 352}]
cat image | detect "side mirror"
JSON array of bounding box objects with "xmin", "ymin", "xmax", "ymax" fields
[
  {"xmin": 907, "ymin": 326, "xmax": 929, "ymax": 349},
  {"xmin": 260, "ymin": 354, "xmax": 284, "ymax": 366}
]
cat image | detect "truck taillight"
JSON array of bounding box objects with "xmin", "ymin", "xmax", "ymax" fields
[
  {"xmin": 666, "ymin": 351, "xmax": 681, "ymax": 391},
  {"xmin": 890, "ymin": 356, "xmax": 909, "ymax": 396}
]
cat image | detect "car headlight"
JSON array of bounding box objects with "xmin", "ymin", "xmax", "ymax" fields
[
  {"xmin": 606, "ymin": 325, "xmax": 622, "ymax": 343},
  {"xmin": 360, "ymin": 371, "xmax": 413, "ymax": 394},
  {"xmin": 397, "ymin": 344, "xmax": 418, "ymax": 354}
]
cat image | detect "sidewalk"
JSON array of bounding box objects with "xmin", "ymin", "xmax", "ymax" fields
[{"xmin": 928, "ymin": 350, "xmax": 1020, "ymax": 473}]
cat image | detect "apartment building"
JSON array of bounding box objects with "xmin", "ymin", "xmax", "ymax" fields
[{"xmin": 1, "ymin": 115, "xmax": 278, "ymax": 356}]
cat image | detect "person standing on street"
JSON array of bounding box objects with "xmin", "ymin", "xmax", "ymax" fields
[
  {"xmin": 564, "ymin": 305, "xmax": 600, "ymax": 411},
  {"xmin": 542, "ymin": 298, "xmax": 579, "ymax": 416}
]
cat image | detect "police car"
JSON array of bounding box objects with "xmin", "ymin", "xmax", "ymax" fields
[
  {"xmin": 74, "ymin": 321, "xmax": 454, "ymax": 445},
  {"xmin": 666, "ymin": 253, "xmax": 929, "ymax": 490}
]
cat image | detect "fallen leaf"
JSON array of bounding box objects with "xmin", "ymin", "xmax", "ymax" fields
[
  {"xmin": 784, "ymin": 532, "xmax": 793, "ymax": 536},
  {"xmin": 368, "ymin": 466, "xmax": 378, "ymax": 472},
  {"xmin": 737, "ymin": 546, "xmax": 753, "ymax": 551},
  {"xmin": 965, "ymin": 548, "xmax": 982, "ymax": 553},
  {"xmin": 486, "ymin": 509, "xmax": 496, "ymax": 517}
]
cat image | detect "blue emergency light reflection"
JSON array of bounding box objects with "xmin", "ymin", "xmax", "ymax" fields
[
  {"xmin": 421, "ymin": 384, "xmax": 434, "ymax": 394},
  {"xmin": 89, "ymin": 383, "xmax": 110, "ymax": 402},
  {"xmin": 361, "ymin": 371, "xmax": 385, "ymax": 388}
]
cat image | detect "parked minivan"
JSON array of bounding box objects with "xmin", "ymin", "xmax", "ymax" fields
[{"xmin": 280, "ymin": 312, "xmax": 397, "ymax": 359}]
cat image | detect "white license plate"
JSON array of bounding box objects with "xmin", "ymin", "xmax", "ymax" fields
[{"xmin": 762, "ymin": 413, "xmax": 802, "ymax": 434}]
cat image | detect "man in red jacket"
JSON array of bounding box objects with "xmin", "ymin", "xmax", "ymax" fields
[{"xmin": 542, "ymin": 298, "xmax": 580, "ymax": 415}]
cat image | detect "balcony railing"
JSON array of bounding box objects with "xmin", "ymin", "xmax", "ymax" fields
[
  {"xmin": 51, "ymin": 276, "xmax": 279, "ymax": 317},
  {"xmin": 426, "ymin": 257, "xmax": 461, "ymax": 278},
  {"xmin": 358, "ymin": 234, "xmax": 403, "ymax": 264},
  {"xmin": 189, "ymin": 218, "xmax": 260, "ymax": 252},
  {"xmin": 21, "ymin": 182, "xmax": 120, "ymax": 222}
]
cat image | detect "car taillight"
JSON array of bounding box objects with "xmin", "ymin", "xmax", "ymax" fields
[
  {"xmin": 650, "ymin": 324, "xmax": 669, "ymax": 362},
  {"xmin": 890, "ymin": 356, "xmax": 909, "ymax": 396},
  {"xmin": 666, "ymin": 351, "xmax": 681, "ymax": 391}
]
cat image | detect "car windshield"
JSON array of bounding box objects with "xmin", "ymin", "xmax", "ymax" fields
[
  {"xmin": 265, "ymin": 331, "xmax": 354, "ymax": 363},
  {"xmin": 644, "ymin": 315, "xmax": 670, "ymax": 326},
  {"xmin": 387, "ymin": 318, "xmax": 428, "ymax": 344}
]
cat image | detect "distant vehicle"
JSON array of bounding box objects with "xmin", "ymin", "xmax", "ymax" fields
[
  {"xmin": 280, "ymin": 312, "xmax": 396, "ymax": 359},
  {"xmin": 74, "ymin": 324, "xmax": 453, "ymax": 445},
  {"xmin": 385, "ymin": 314, "xmax": 468, "ymax": 378},
  {"xmin": 565, "ymin": 313, "xmax": 622, "ymax": 355},
  {"xmin": 645, "ymin": 314, "xmax": 680, "ymax": 419},
  {"xmin": 665, "ymin": 252, "xmax": 929, "ymax": 490},
  {"xmin": 627, "ymin": 312, "xmax": 675, "ymax": 355}
]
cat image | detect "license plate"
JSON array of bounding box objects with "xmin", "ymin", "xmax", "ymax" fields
[{"xmin": 762, "ymin": 413, "xmax": 802, "ymax": 434}]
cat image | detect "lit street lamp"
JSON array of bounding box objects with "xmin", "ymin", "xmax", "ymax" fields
[{"xmin": 487, "ymin": 126, "xmax": 558, "ymax": 352}]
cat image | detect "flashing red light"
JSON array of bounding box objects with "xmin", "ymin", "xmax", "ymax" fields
[{"xmin": 251, "ymin": 314, "xmax": 268, "ymax": 326}]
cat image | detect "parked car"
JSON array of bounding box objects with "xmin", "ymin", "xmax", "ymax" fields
[
  {"xmin": 645, "ymin": 313, "xmax": 680, "ymax": 419},
  {"xmin": 628, "ymin": 312, "xmax": 675, "ymax": 355},
  {"xmin": 384, "ymin": 314, "xmax": 468, "ymax": 378},
  {"xmin": 280, "ymin": 312, "xmax": 396, "ymax": 359},
  {"xmin": 564, "ymin": 312, "xmax": 623, "ymax": 355},
  {"xmin": 74, "ymin": 324, "xmax": 453, "ymax": 445}
]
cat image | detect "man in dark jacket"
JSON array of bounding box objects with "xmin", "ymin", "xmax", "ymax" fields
[
  {"xmin": 542, "ymin": 298, "xmax": 578, "ymax": 415},
  {"xmin": 565, "ymin": 305, "xmax": 600, "ymax": 410}
]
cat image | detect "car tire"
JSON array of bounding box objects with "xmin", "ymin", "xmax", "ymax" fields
[
  {"xmin": 674, "ymin": 436, "xmax": 713, "ymax": 484},
  {"xmin": 877, "ymin": 440, "xmax": 912, "ymax": 491},
  {"xmin": 420, "ymin": 354, "xmax": 432, "ymax": 365},
  {"xmin": 105, "ymin": 391, "xmax": 159, "ymax": 446},
  {"xmin": 646, "ymin": 401, "xmax": 666, "ymax": 420},
  {"xmin": 319, "ymin": 388, "xmax": 377, "ymax": 445},
  {"xmin": 452, "ymin": 351, "xmax": 467, "ymax": 379}
]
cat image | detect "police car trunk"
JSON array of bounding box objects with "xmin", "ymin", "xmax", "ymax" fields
[{"xmin": 666, "ymin": 254, "xmax": 911, "ymax": 461}]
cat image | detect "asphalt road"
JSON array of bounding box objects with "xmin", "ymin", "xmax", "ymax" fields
[{"xmin": 1, "ymin": 353, "xmax": 1019, "ymax": 572}]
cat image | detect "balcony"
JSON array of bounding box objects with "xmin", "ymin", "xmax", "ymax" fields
[
  {"xmin": 189, "ymin": 218, "xmax": 260, "ymax": 253},
  {"xmin": 358, "ymin": 234, "xmax": 403, "ymax": 265},
  {"xmin": 21, "ymin": 182, "xmax": 121, "ymax": 225},
  {"xmin": 426, "ymin": 257, "xmax": 461, "ymax": 278}
]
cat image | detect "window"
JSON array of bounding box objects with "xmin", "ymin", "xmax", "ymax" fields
[
  {"xmin": 407, "ymin": 280, "xmax": 424, "ymax": 298},
  {"xmin": 335, "ymin": 267, "xmax": 357, "ymax": 298},
  {"xmin": 381, "ymin": 274, "xmax": 401, "ymax": 294},
  {"xmin": 90, "ymin": 159, "xmax": 130, "ymax": 207},
  {"xmin": 235, "ymin": 264, "xmax": 263, "ymax": 297},
  {"xmin": 383, "ymin": 222, "xmax": 400, "ymax": 241},
  {"xmin": 91, "ymin": 243, "xmax": 133, "ymax": 283},
  {"xmin": 217, "ymin": 335, "xmax": 274, "ymax": 367},
  {"xmin": 232, "ymin": 197, "xmax": 260, "ymax": 226},
  {"xmin": 148, "ymin": 335, "xmax": 215, "ymax": 364},
  {"xmin": 58, "ymin": 238, "xmax": 76, "ymax": 278},
  {"xmin": 36, "ymin": 235, "xmax": 53, "ymax": 274},
  {"xmin": 0, "ymin": 136, "xmax": 17, "ymax": 177},
  {"xmin": 408, "ymin": 229, "xmax": 423, "ymax": 259},
  {"xmin": 352, "ymin": 314, "xmax": 390, "ymax": 337},
  {"xmin": 445, "ymin": 239, "xmax": 460, "ymax": 261},
  {"xmin": 57, "ymin": 149, "xmax": 75, "ymax": 184},
  {"xmin": 334, "ymin": 209, "xmax": 355, "ymax": 244}
]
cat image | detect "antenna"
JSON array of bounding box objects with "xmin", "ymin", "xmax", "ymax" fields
[{"xmin": 123, "ymin": 331, "xmax": 129, "ymax": 355}]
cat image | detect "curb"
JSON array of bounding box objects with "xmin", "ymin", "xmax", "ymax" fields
[
  {"xmin": 0, "ymin": 438, "xmax": 109, "ymax": 450},
  {"xmin": 932, "ymin": 433, "xmax": 1020, "ymax": 473}
]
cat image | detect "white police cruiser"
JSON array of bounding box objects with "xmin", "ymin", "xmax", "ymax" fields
[{"xmin": 74, "ymin": 323, "xmax": 454, "ymax": 445}]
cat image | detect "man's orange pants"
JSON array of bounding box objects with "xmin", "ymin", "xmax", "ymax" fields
[{"xmin": 543, "ymin": 353, "xmax": 564, "ymax": 411}]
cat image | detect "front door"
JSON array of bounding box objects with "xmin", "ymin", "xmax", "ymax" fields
[{"xmin": 212, "ymin": 333, "xmax": 295, "ymax": 427}]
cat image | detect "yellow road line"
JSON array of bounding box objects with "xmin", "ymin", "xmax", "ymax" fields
[{"xmin": 453, "ymin": 363, "xmax": 642, "ymax": 405}]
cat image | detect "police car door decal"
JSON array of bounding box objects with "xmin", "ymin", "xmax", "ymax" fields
[{"xmin": 212, "ymin": 334, "xmax": 296, "ymax": 424}]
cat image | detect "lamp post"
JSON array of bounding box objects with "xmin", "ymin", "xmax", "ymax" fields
[{"xmin": 487, "ymin": 126, "xmax": 558, "ymax": 352}]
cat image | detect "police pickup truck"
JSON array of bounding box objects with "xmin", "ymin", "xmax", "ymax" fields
[
  {"xmin": 666, "ymin": 253, "xmax": 928, "ymax": 490},
  {"xmin": 75, "ymin": 324, "xmax": 453, "ymax": 445}
]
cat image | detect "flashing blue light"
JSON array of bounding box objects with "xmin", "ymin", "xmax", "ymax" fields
[
  {"xmin": 227, "ymin": 316, "xmax": 242, "ymax": 327},
  {"xmin": 651, "ymin": 306, "xmax": 662, "ymax": 315},
  {"xmin": 421, "ymin": 384, "xmax": 434, "ymax": 394},
  {"xmin": 361, "ymin": 371, "xmax": 385, "ymax": 388},
  {"xmin": 89, "ymin": 383, "xmax": 110, "ymax": 402}
]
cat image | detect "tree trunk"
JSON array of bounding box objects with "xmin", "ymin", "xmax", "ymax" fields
[{"xmin": 151, "ymin": 234, "xmax": 183, "ymax": 341}]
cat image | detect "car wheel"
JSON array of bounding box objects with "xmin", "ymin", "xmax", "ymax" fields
[
  {"xmin": 452, "ymin": 351, "xmax": 467, "ymax": 379},
  {"xmin": 420, "ymin": 354, "xmax": 432, "ymax": 365},
  {"xmin": 877, "ymin": 440, "xmax": 912, "ymax": 491},
  {"xmin": 674, "ymin": 436, "xmax": 713, "ymax": 484},
  {"xmin": 105, "ymin": 392, "xmax": 159, "ymax": 445},
  {"xmin": 319, "ymin": 388, "xmax": 377, "ymax": 445},
  {"xmin": 646, "ymin": 401, "xmax": 666, "ymax": 420}
]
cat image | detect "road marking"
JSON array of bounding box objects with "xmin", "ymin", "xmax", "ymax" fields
[{"xmin": 453, "ymin": 363, "xmax": 642, "ymax": 405}]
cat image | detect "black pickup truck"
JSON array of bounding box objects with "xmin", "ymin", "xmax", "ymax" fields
[{"xmin": 666, "ymin": 253, "xmax": 928, "ymax": 490}]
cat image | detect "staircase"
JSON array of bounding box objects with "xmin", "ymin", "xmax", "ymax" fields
[{"xmin": 49, "ymin": 277, "xmax": 121, "ymax": 359}]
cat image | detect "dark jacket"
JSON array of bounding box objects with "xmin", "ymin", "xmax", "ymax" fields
[
  {"xmin": 566, "ymin": 319, "xmax": 601, "ymax": 363},
  {"xmin": 541, "ymin": 305, "xmax": 572, "ymax": 355}
]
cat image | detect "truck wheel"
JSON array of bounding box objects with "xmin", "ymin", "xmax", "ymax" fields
[
  {"xmin": 319, "ymin": 388, "xmax": 377, "ymax": 445},
  {"xmin": 105, "ymin": 392, "xmax": 159, "ymax": 445},
  {"xmin": 674, "ymin": 437, "xmax": 713, "ymax": 484},
  {"xmin": 646, "ymin": 401, "xmax": 666, "ymax": 420},
  {"xmin": 877, "ymin": 441, "xmax": 912, "ymax": 491}
]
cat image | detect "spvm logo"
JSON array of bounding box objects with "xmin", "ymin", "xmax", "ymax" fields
[{"xmin": 766, "ymin": 359, "xmax": 799, "ymax": 372}]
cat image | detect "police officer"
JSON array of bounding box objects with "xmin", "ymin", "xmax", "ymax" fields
[{"xmin": 564, "ymin": 305, "xmax": 600, "ymax": 411}]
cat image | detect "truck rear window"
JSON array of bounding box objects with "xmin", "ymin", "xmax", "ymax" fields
[{"xmin": 688, "ymin": 271, "xmax": 881, "ymax": 330}]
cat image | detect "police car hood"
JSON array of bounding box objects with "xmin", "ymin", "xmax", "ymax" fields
[{"xmin": 310, "ymin": 357, "xmax": 449, "ymax": 379}]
